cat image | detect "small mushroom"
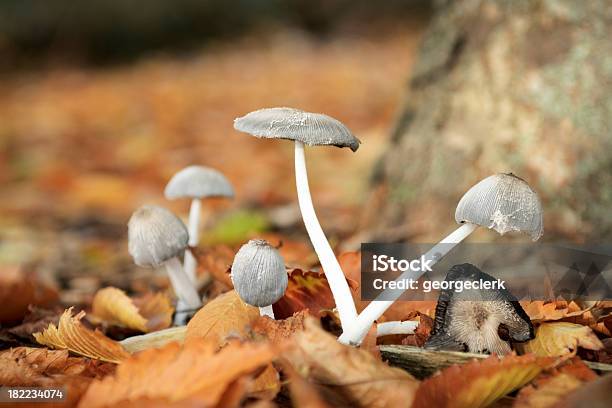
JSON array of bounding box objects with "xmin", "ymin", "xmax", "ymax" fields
[
  {"xmin": 339, "ymin": 173, "xmax": 543, "ymax": 345},
  {"xmin": 128, "ymin": 205, "xmax": 202, "ymax": 321},
  {"xmin": 234, "ymin": 107, "xmax": 360, "ymax": 327},
  {"xmin": 164, "ymin": 165, "xmax": 234, "ymax": 283},
  {"xmin": 230, "ymin": 239, "xmax": 288, "ymax": 318},
  {"xmin": 425, "ymin": 263, "xmax": 534, "ymax": 355}
]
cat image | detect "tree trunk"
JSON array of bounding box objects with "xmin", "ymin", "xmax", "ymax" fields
[{"xmin": 369, "ymin": 0, "xmax": 612, "ymax": 242}]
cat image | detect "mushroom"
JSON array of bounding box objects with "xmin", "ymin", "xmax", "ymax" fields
[
  {"xmin": 338, "ymin": 173, "xmax": 543, "ymax": 345},
  {"xmin": 230, "ymin": 239, "xmax": 288, "ymax": 318},
  {"xmin": 425, "ymin": 263, "xmax": 534, "ymax": 355},
  {"xmin": 128, "ymin": 205, "xmax": 202, "ymax": 322},
  {"xmin": 164, "ymin": 165, "xmax": 234, "ymax": 283},
  {"xmin": 234, "ymin": 107, "xmax": 360, "ymax": 327}
]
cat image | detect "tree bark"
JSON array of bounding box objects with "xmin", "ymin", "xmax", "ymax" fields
[{"xmin": 369, "ymin": 0, "xmax": 612, "ymax": 241}]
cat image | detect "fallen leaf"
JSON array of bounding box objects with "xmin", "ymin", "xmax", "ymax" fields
[
  {"xmin": 192, "ymin": 245, "xmax": 236, "ymax": 288},
  {"xmin": 252, "ymin": 311, "xmax": 307, "ymax": 343},
  {"xmin": 413, "ymin": 354, "xmax": 550, "ymax": 408},
  {"xmin": 91, "ymin": 287, "xmax": 173, "ymax": 332},
  {"xmin": 33, "ymin": 308, "xmax": 131, "ymax": 363},
  {"xmin": 521, "ymin": 300, "xmax": 593, "ymax": 323},
  {"xmin": 286, "ymin": 317, "xmax": 419, "ymax": 408},
  {"xmin": 78, "ymin": 338, "xmax": 277, "ymax": 408},
  {"xmin": 0, "ymin": 347, "xmax": 114, "ymax": 407},
  {"xmin": 250, "ymin": 364, "xmax": 281, "ymax": 400},
  {"xmin": 186, "ymin": 290, "xmax": 260, "ymax": 347},
  {"xmin": 0, "ymin": 266, "xmax": 58, "ymax": 323},
  {"xmin": 514, "ymin": 358, "xmax": 598, "ymax": 408},
  {"xmin": 273, "ymin": 269, "xmax": 336, "ymax": 320},
  {"xmin": 282, "ymin": 360, "xmax": 331, "ymax": 408},
  {"xmin": 400, "ymin": 314, "xmax": 433, "ymax": 347},
  {"xmin": 521, "ymin": 323, "xmax": 604, "ymax": 357}
]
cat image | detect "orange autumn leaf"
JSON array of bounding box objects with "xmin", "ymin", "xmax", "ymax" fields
[
  {"xmin": 78, "ymin": 338, "xmax": 277, "ymax": 408},
  {"xmin": 33, "ymin": 308, "xmax": 130, "ymax": 363},
  {"xmin": 0, "ymin": 347, "xmax": 114, "ymax": 408},
  {"xmin": 273, "ymin": 269, "xmax": 336, "ymax": 320},
  {"xmin": 286, "ymin": 317, "xmax": 419, "ymax": 408},
  {"xmin": 186, "ymin": 290, "xmax": 260, "ymax": 347},
  {"xmin": 91, "ymin": 287, "xmax": 173, "ymax": 333},
  {"xmin": 522, "ymin": 322, "xmax": 604, "ymax": 357},
  {"xmin": 0, "ymin": 266, "xmax": 58, "ymax": 323},
  {"xmin": 252, "ymin": 311, "xmax": 307, "ymax": 343},
  {"xmin": 514, "ymin": 358, "xmax": 598, "ymax": 408},
  {"xmin": 413, "ymin": 354, "xmax": 550, "ymax": 408},
  {"xmin": 193, "ymin": 245, "xmax": 235, "ymax": 288},
  {"xmin": 282, "ymin": 360, "xmax": 332, "ymax": 408},
  {"xmin": 521, "ymin": 300, "xmax": 591, "ymax": 323}
]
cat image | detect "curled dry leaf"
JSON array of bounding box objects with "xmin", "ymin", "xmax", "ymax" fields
[
  {"xmin": 33, "ymin": 308, "xmax": 130, "ymax": 363},
  {"xmin": 521, "ymin": 323, "xmax": 604, "ymax": 357},
  {"xmin": 91, "ymin": 287, "xmax": 173, "ymax": 332},
  {"xmin": 514, "ymin": 358, "xmax": 598, "ymax": 408},
  {"xmin": 0, "ymin": 347, "xmax": 114, "ymax": 408},
  {"xmin": 413, "ymin": 354, "xmax": 550, "ymax": 408},
  {"xmin": 281, "ymin": 360, "xmax": 331, "ymax": 408},
  {"xmin": 0, "ymin": 266, "xmax": 58, "ymax": 323},
  {"xmin": 286, "ymin": 317, "xmax": 419, "ymax": 408},
  {"xmin": 186, "ymin": 290, "xmax": 260, "ymax": 347},
  {"xmin": 78, "ymin": 338, "xmax": 277, "ymax": 408},
  {"xmin": 273, "ymin": 269, "xmax": 336, "ymax": 320},
  {"xmin": 521, "ymin": 300, "xmax": 592, "ymax": 323}
]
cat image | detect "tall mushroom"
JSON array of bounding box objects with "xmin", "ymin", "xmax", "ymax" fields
[
  {"xmin": 424, "ymin": 263, "xmax": 534, "ymax": 355},
  {"xmin": 234, "ymin": 107, "xmax": 360, "ymax": 327},
  {"xmin": 164, "ymin": 165, "xmax": 234, "ymax": 283},
  {"xmin": 338, "ymin": 173, "xmax": 543, "ymax": 345},
  {"xmin": 128, "ymin": 205, "xmax": 202, "ymax": 324},
  {"xmin": 231, "ymin": 239, "xmax": 288, "ymax": 318}
]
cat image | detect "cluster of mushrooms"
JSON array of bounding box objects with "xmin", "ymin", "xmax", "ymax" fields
[{"xmin": 127, "ymin": 106, "xmax": 544, "ymax": 352}]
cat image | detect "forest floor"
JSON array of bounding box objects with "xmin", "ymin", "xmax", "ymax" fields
[{"xmin": 0, "ymin": 26, "xmax": 610, "ymax": 408}]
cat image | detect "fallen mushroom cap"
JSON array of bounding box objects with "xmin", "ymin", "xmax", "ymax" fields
[
  {"xmin": 455, "ymin": 173, "xmax": 544, "ymax": 240},
  {"xmin": 230, "ymin": 239, "xmax": 288, "ymax": 307},
  {"xmin": 164, "ymin": 165, "xmax": 234, "ymax": 200},
  {"xmin": 233, "ymin": 107, "xmax": 360, "ymax": 152},
  {"xmin": 425, "ymin": 263, "xmax": 534, "ymax": 354},
  {"xmin": 128, "ymin": 205, "xmax": 189, "ymax": 267}
]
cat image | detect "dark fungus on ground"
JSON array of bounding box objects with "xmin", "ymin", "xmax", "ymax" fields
[{"xmin": 425, "ymin": 263, "xmax": 534, "ymax": 355}]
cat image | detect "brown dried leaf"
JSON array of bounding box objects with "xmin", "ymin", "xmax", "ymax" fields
[
  {"xmin": 413, "ymin": 354, "xmax": 549, "ymax": 408},
  {"xmin": 0, "ymin": 266, "xmax": 58, "ymax": 323},
  {"xmin": 0, "ymin": 347, "xmax": 114, "ymax": 407},
  {"xmin": 91, "ymin": 287, "xmax": 172, "ymax": 332},
  {"xmin": 252, "ymin": 311, "xmax": 307, "ymax": 343},
  {"xmin": 522, "ymin": 322, "xmax": 604, "ymax": 357},
  {"xmin": 514, "ymin": 358, "xmax": 598, "ymax": 408},
  {"xmin": 282, "ymin": 360, "xmax": 331, "ymax": 408},
  {"xmin": 521, "ymin": 300, "xmax": 592, "ymax": 323},
  {"xmin": 33, "ymin": 308, "xmax": 131, "ymax": 363},
  {"xmin": 286, "ymin": 317, "xmax": 419, "ymax": 408},
  {"xmin": 186, "ymin": 290, "xmax": 260, "ymax": 347},
  {"xmin": 273, "ymin": 269, "xmax": 336, "ymax": 320},
  {"xmin": 78, "ymin": 338, "xmax": 277, "ymax": 408}
]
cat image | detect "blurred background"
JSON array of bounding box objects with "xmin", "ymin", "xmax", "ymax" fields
[
  {"xmin": 0, "ymin": 0, "xmax": 430, "ymax": 303},
  {"xmin": 1, "ymin": 0, "xmax": 610, "ymax": 306}
]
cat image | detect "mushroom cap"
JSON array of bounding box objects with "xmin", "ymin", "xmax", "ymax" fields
[
  {"xmin": 128, "ymin": 205, "xmax": 189, "ymax": 267},
  {"xmin": 426, "ymin": 263, "xmax": 534, "ymax": 354},
  {"xmin": 455, "ymin": 173, "xmax": 544, "ymax": 241},
  {"xmin": 233, "ymin": 107, "xmax": 360, "ymax": 152},
  {"xmin": 164, "ymin": 165, "xmax": 234, "ymax": 200},
  {"xmin": 230, "ymin": 239, "xmax": 288, "ymax": 307}
]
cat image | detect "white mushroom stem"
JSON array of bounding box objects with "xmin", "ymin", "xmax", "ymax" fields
[
  {"xmin": 376, "ymin": 321, "xmax": 419, "ymax": 337},
  {"xmin": 165, "ymin": 256, "xmax": 202, "ymax": 310},
  {"xmin": 294, "ymin": 141, "xmax": 358, "ymax": 327},
  {"xmin": 338, "ymin": 223, "xmax": 478, "ymax": 345},
  {"xmin": 184, "ymin": 198, "xmax": 202, "ymax": 283},
  {"xmin": 259, "ymin": 305, "xmax": 275, "ymax": 319}
]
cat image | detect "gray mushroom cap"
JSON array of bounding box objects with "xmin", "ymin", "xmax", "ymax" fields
[
  {"xmin": 230, "ymin": 239, "xmax": 288, "ymax": 307},
  {"xmin": 455, "ymin": 173, "xmax": 544, "ymax": 241},
  {"xmin": 164, "ymin": 165, "xmax": 234, "ymax": 200},
  {"xmin": 128, "ymin": 205, "xmax": 189, "ymax": 267},
  {"xmin": 233, "ymin": 107, "xmax": 360, "ymax": 152}
]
